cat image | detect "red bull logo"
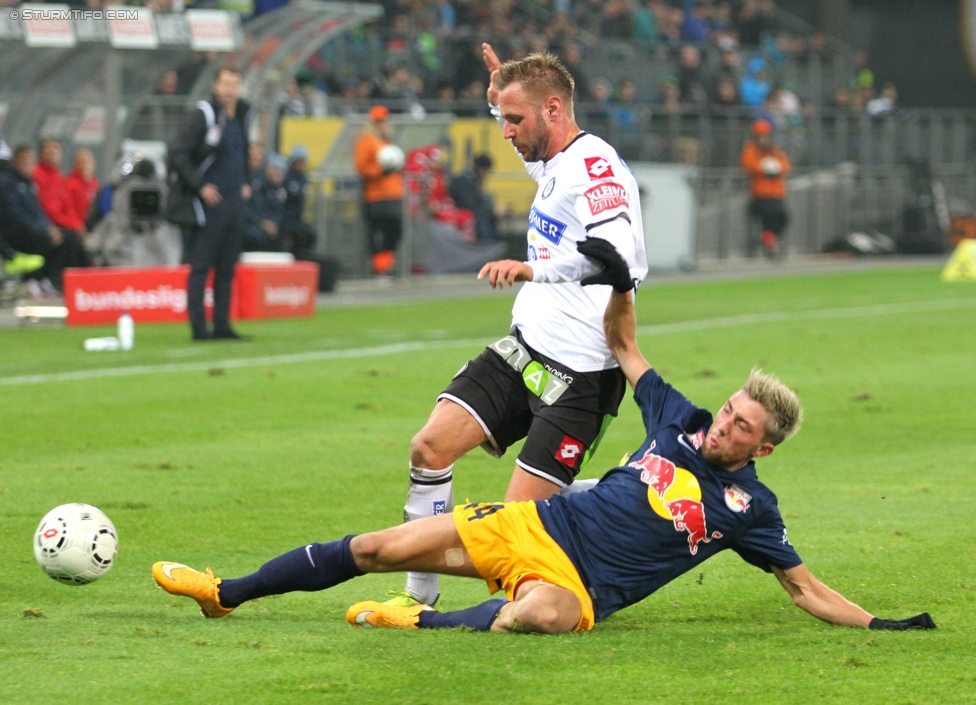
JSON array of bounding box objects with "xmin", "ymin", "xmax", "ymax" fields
[
  {"xmin": 664, "ymin": 498, "xmax": 723, "ymax": 555},
  {"xmin": 630, "ymin": 447, "xmax": 676, "ymax": 499},
  {"xmin": 634, "ymin": 444, "xmax": 723, "ymax": 555},
  {"xmin": 724, "ymin": 485, "xmax": 752, "ymax": 513}
]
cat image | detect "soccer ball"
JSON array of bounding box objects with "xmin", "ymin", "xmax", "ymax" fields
[
  {"xmin": 377, "ymin": 144, "xmax": 405, "ymax": 172},
  {"xmin": 34, "ymin": 503, "xmax": 118, "ymax": 585}
]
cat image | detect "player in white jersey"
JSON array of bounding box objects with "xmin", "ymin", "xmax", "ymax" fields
[{"xmin": 388, "ymin": 44, "xmax": 649, "ymax": 607}]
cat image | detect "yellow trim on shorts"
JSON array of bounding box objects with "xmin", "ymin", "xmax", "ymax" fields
[{"xmin": 453, "ymin": 500, "xmax": 595, "ymax": 632}]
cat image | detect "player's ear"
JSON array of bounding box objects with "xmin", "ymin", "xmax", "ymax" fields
[
  {"xmin": 545, "ymin": 96, "xmax": 561, "ymax": 120},
  {"xmin": 753, "ymin": 442, "xmax": 775, "ymax": 459}
]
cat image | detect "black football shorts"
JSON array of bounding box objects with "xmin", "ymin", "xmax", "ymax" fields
[{"xmin": 439, "ymin": 331, "xmax": 625, "ymax": 487}]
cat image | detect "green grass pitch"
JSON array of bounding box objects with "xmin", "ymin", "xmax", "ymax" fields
[{"xmin": 1, "ymin": 265, "xmax": 974, "ymax": 704}]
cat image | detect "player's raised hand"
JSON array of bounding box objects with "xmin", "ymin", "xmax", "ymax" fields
[
  {"xmin": 483, "ymin": 43, "xmax": 501, "ymax": 106},
  {"xmin": 478, "ymin": 259, "xmax": 533, "ymax": 289}
]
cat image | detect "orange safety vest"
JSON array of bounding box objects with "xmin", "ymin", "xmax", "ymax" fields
[
  {"xmin": 353, "ymin": 131, "xmax": 404, "ymax": 203},
  {"xmin": 740, "ymin": 141, "xmax": 790, "ymax": 200}
]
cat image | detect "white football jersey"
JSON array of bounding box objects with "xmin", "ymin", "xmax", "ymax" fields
[{"xmin": 506, "ymin": 128, "xmax": 649, "ymax": 372}]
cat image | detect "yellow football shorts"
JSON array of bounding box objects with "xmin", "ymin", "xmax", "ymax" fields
[{"xmin": 453, "ymin": 500, "xmax": 595, "ymax": 631}]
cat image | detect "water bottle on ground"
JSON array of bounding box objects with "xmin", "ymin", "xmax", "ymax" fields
[{"xmin": 118, "ymin": 312, "xmax": 134, "ymax": 351}]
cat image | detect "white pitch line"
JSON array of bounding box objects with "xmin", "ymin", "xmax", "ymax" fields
[
  {"xmin": 634, "ymin": 297, "xmax": 976, "ymax": 335},
  {"xmin": 1, "ymin": 297, "xmax": 973, "ymax": 387}
]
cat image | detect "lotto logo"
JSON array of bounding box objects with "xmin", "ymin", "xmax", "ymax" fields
[
  {"xmin": 584, "ymin": 156, "xmax": 615, "ymax": 180},
  {"xmin": 584, "ymin": 182, "xmax": 629, "ymax": 215},
  {"xmin": 555, "ymin": 435, "xmax": 584, "ymax": 468}
]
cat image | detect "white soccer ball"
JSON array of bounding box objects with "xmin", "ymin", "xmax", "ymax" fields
[
  {"xmin": 34, "ymin": 503, "xmax": 118, "ymax": 585},
  {"xmin": 377, "ymin": 144, "xmax": 405, "ymax": 172}
]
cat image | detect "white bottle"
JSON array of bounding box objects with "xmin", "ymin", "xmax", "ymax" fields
[
  {"xmin": 118, "ymin": 312, "xmax": 134, "ymax": 351},
  {"xmin": 84, "ymin": 337, "xmax": 120, "ymax": 351}
]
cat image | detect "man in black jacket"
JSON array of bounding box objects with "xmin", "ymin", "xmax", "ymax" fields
[
  {"xmin": 166, "ymin": 67, "xmax": 254, "ymax": 341},
  {"xmin": 0, "ymin": 145, "xmax": 89, "ymax": 291}
]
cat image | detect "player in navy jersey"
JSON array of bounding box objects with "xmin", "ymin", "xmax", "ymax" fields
[{"xmin": 152, "ymin": 239, "xmax": 935, "ymax": 634}]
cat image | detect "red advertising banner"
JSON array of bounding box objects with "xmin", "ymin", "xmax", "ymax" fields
[
  {"xmin": 235, "ymin": 262, "xmax": 319, "ymax": 320},
  {"xmin": 63, "ymin": 263, "xmax": 318, "ymax": 326}
]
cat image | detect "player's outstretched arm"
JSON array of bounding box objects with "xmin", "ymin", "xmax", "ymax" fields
[
  {"xmin": 771, "ymin": 564, "xmax": 936, "ymax": 630},
  {"xmin": 478, "ymin": 259, "xmax": 533, "ymax": 288},
  {"xmin": 603, "ymin": 289, "xmax": 651, "ymax": 390}
]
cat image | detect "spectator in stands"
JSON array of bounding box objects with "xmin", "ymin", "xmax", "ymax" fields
[
  {"xmin": 132, "ymin": 70, "xmax": 183, "ymax": 141},
  {"xmin": 381, "ymin": 64, "xmax": 425, "ymax": 116},
  {"xmin": 281, "ymin": 145, "xmax": 317, "ymax": 259},
  {"xmin": 455, "ymin": 79, "xmax": 488, "ymax": 117},
  {"xmin": 33, "ymin": 139, "xmax": 86, "ymax": 236},
  {"xmin": 656, "ymin": 75, "xmax": 682, "ymax": 114},
  {"xmin": 354, "ymin": 105, "xmax": 404, "ymax": 276},
  {"xmin": 849, "ymin": 49, "xmax": 874, "ymax": 95},
  {"xmin": 0, "ymin": 134, "xmax": 23, "ymax": 269},
  {"xmin": 740, "ymin": 119, "xmax": 790, "ymax": 258},
  {"xmin": 657, "ymin": 4, "xmax": 685, "ymax": 47},
  {"xmin": 676, "ymin": 44, "xmax": 710, "ymax": 106},
  {"xmin": 0, "ymin": 145, "xmax": 90, "ymax": 294},
  {"xmin": 296, "ymin": 68, "xmax": 329, "ymax": 117},
  {"xmin": 866, "ymin": 82, "xmax": 898, "ymax": 118},
  {"xmin": 600, "ymin": 0, "xmax": 635, "ymax": 40},
  {"xmin": 279, "ymin": 78, "xmax": 309, "ymax": 118},
  {"xmin": 429, "ymin": 0, "xmax": 456, "ymax": 38},
  {"xmin": 583, "ymin": 76, "xmax": 614, "ymax": 138},
  {"xmin": 610, "ymin": 77, "xmax": 642, "ymax": 159},
  {"xmin": 681, "ymin": 0, "xmax": 712, "ymax": 43},
  {"xmin": 712, "ymin": 76, "xmax": 740, "ymax": 106},
  {"xmin": 712, "ymin": 0, "xmax": 736, "ymax": 37},
  {"xmin": 244, "ymin": 154, "xmax": 287, "ymax": 252},
  {"xmin": 249, "ymin": 143, "xmax": 266, "ymax": 176},
  {"xmin": 65, "ymin": 149, "xmax": 99, "ymax": 232},
  {"xmin": 448, "ymin": 154, "xmax": 501, "ymax": 243},
  {"xmin": 712, "ymin": 40, "xmax": 742, "ymax": 96},
  {"xmin": 740, "ymin": 56, "xmax": 771, "ymax": 108},
  {"xmin": 632, "ymin": 0, "xmax": 660, "ymax": 45},
  {"xmin": 559, "ymin": 43, "xmax": 590, "ymax": 106},
  {"xmin": 736, "ymin": 0, "xmax": 776, "ymax": 47},
  {"xmin": 452, "ymin": 40, "xmax": 490, "ymax": 96}
]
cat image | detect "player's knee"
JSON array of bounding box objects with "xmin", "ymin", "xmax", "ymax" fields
[
  {"xmin": 410, "ymin": 430, "xmax": 446, "ymax": 469},
  {"xmin": 505, "ymin": 600, "xmax": 573, "ymax": 634},
  {"xmin": 349, "ymin": 531, "xmax": 395, "ymax": 572}
]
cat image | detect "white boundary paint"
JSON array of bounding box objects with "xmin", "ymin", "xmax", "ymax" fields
[{"xmin": 2, "ymin": 297, "xmax": 973, "ymax": 387}]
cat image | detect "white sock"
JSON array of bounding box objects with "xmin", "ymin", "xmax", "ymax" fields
[
  {"xmin": 559, "ymin": 477, "xmax": 600, "ymax": 497},
  {"xmin": 403, "ymin": 464, "xmax": 453, "ymax": 604}
]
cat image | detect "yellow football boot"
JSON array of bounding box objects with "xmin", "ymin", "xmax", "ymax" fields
[
  {"xmin": 346, "ymin": 600, "xmax": 432, "ymax": 629},
  {"xmin": 152, "ymin": 561, "xmax": 234, "ymax": 618}
]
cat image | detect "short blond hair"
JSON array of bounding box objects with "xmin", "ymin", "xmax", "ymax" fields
[
  {"xmin": 497, "ymin": 52, "xmax": 575, "ymax": 110},
  {"xmin": 743, "ymin": 368, "xmax": 803, "ymax": 445}
]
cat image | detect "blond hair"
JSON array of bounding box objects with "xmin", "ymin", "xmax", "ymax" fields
[
  {"xmin": 496, "ymin": 52, "xmax": 575, "ymax": 111},
  {"xmin": 743, "ymin": 368, "xmax": 803, "ymax": 445}
]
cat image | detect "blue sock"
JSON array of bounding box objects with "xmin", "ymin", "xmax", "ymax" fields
[
  {"xmin": 417, "ymin": 599, "xmax": 509, "ymax": 632},
  {"xmin": 217, "ymin": 535, "xmax": 364, "ymax": 608}
]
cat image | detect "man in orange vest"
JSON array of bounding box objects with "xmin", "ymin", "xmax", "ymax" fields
[
  {"xmin": 740, "ymin": 119, "xmax": 790, "ymax": 258},
  {"xmin": 354, "ymin": 106, "xmax": 404, "ymax": 276}
]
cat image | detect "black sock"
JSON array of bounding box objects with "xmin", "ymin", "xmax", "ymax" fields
[
  {"xmin": 217, "ymin": 535, "xmax": 364, "ymax": 608},
  {"xmin": 417, "ymin": 599, "xmax": 509, "ymax": 632}
]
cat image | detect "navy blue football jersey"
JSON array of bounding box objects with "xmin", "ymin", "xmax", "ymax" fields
[{"xmin": 536, "ymin": 369, "xmax": 803, "ymax": 622}]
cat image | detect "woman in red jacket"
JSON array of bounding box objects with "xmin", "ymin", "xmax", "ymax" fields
[{"xmin": 65, "ymin": 149, "xmax": 99, "ymax": 232}]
